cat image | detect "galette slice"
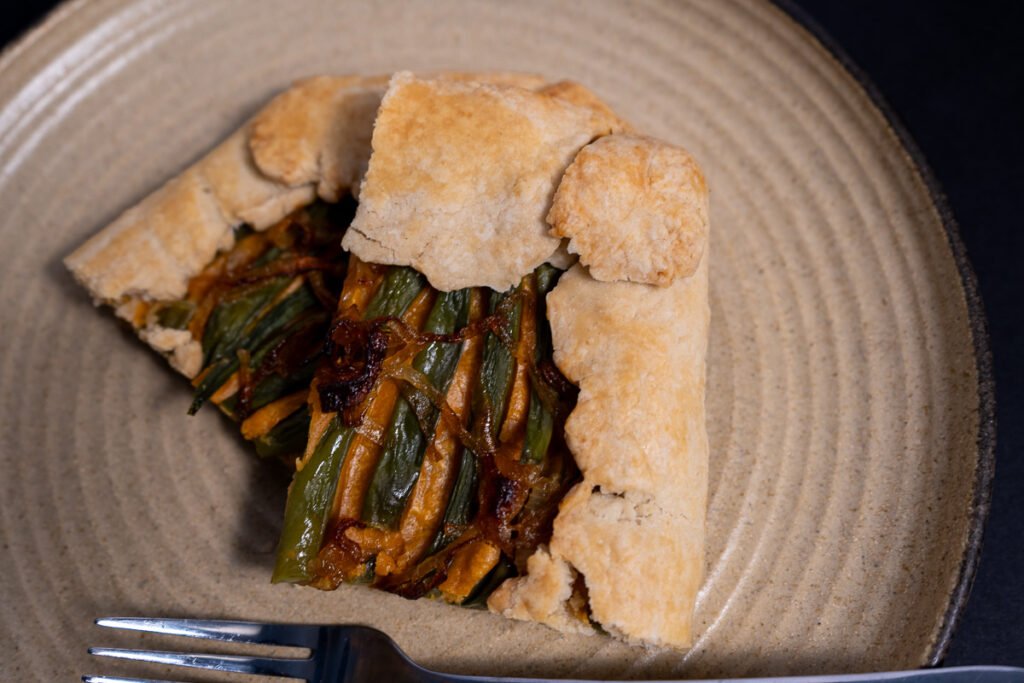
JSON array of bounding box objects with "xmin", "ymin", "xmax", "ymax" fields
[{"xmin": 64, "ymin": 71, "xmax": 708, "ymax": 651}]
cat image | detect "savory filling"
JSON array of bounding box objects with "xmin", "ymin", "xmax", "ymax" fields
[
  {"xmin": 274, "ymin": 256, "xmax": 579, "ymax": 606},
  {"xmin": 154, "ymin": 199, "xmax": 580, "ymax": 608},
  {"xmin": 147, "ymin": 200, "xmax": 355, "ymax": 460}
]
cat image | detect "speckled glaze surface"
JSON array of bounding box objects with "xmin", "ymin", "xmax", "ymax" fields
[{"xmin": 0, "ymin": 1, "xmax": 988, "ymax": 680}]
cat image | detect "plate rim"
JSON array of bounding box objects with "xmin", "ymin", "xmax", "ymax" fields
[
  {"xmin": 0, "ymin": 0, "xmax": 997, "ymax": 670},
  {"xmin": 771, "ymin": 0, "xmax": 997, "ymax": 667}
]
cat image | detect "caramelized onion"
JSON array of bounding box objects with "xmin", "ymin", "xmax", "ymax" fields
[
  {"xmin": 387, "ymin": 364, "xmax": 494, "ymax": 457},
  {"xmin": 226, "ymin": 255, "xmax": 344, "ymax": 287},
  {"xmin": 234, "ymin": 317, "xmax": 327, "ymax": 419},
  {"xmin": 316, "ymin": 318, "xmax": 390, "ymax": 421},
  {"xmin": 235, "ymin": 348, "xmax": 253, "ymax": 418}
]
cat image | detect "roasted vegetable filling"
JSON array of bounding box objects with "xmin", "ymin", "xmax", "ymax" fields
[
  {"xmin": 274, "ymin": 257, "xmax": 578, "ymax": 605},
  {"xmin": 148, "ymin": 199, "xmax": 355, "ymax": 460},
  {"xmin": 161, "ymin": 199, "xmax": 579, "ymax": 606}
]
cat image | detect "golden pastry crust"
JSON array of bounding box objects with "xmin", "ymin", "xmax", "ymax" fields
[
  {"xmin": 66, "ymin": 71, "xmax": 549, "ymax": 376},
  {"xmin": 343, "ymin": 72, "xmax": 617, "ymax": 292},
  {"xmin": 538, "ymin": 80, "xmax": 632, "ymax": 134},
  {"xmin": 66, "ymin": 166, "xmax": 235, "ymax": 304},
  {"xmin": 65, "ymin": 128, "xmax": 316, "ymax": 306},
  {"xmin": 487, "ymin": 546, "xmax": 595, "ymax": 636},
  {"xmin": 249, "ymin": 72, "xmax": 548, "ymax": 202},
  {"xmin": 488, "ymin": 257, "xmax": 710, "ymax": 649},
  {"xmin": 200, "ymin": 128, "xmax": 316, "ymax": 229},
  {"xmin": 139, "ymin": 327, "xmax": 203, "ymax": 377},
  {"xmin": 548, "ymin": 134, "xmax": 708, "ymax": 286},
  {"xmin": 249, "ymin": 75, "xmax": 390, "ymax": 202},
  {"xmin": 545, "ymin": 239, "xmax": 579, "ymax": 270},
  {"xmin": 65, "ymin": 102, "xmax": 318, "ymax": 377}
]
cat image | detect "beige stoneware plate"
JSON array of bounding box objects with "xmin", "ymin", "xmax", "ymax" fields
[{"xmin": 0, "ymin": 1, "xmax": 992, "ymax": 681}]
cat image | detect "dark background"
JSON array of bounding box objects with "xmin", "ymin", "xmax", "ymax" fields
[
  {"xmin": 787, "ymin": 0, "xmax": 1024, "ymax": 667},
  {"xmin": 3, "ymin": 0, "xmax": 1021, "ymax": 670}
]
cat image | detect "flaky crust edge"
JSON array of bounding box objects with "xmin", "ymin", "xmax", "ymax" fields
[
  {"xmin": 488, "ymin": 253, "xmax": 709, "ymax": 649},
  {"xmin": 63, "ymin": 72, "xmax": 548, "ymax": 378}
]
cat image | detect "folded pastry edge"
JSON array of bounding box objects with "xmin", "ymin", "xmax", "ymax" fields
[
  {"xmin": 487, "ymin": 250, "xmax": 710, "ymax": 650},
  {"xmin": 63, "ymin": 71, "xmax": 550, "ymax": 377}
]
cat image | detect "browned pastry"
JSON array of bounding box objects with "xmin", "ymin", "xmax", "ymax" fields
[
  {"xmin": 548, "ymin": 133, "xmax": 709, "ymax": 286},
  {"xmin": 343, "ymin": 72, "xmax": 624, "ymax": 291}
]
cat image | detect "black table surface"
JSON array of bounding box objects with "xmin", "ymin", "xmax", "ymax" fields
[{"xmin": 2, "ymin": 0, "xmax": 1021, "ymax": 670}]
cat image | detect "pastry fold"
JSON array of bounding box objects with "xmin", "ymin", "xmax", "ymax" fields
[
  {"xmin": 65, "ymin": 72, "xmax": 550, "ymax": 376},
  {"xmin": 343, "ymin": 72, "xmax": 624, "ymax": 291},
  {"xmin": 488, "ymin": 258, "xmax": 709, "ymax": 648}
]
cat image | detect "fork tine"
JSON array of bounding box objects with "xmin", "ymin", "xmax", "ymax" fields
[
  {"xmin": 88, "ymin": 647, "xmax": 314, "ymax": 679},
  {"xmin": 95, "ymin": 617, "xmax": 319, "ymax": 648}
]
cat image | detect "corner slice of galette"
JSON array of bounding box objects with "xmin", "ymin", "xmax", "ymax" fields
[{"xmin": 64, "ymin": 70, "xmax": 708, "ymax": 650}]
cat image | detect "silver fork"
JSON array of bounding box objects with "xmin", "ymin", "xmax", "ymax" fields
[{"xmin": 86, "ymin": 617, "xmax": 1024, "ymax": 683}]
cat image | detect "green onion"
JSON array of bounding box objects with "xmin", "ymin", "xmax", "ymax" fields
[
  {"xmin": 521, "ymin": 389, "xmax": 554, "ymax": 464},
  {"xmin": 202, "ymin": 277, "xmax": 291, "ymax": 365},
  {"xmin": 271, "ymin": 415, "xmax": 355, "ymax": 584},
  {"xmin": 426, "ymin": 447, "xmax": 479, "ymax": 555},
  {"xmin": 477, "ymin": 286, "xmax": 524, "ymax": 436},
  {"xmin": 190, "ymin": 285, "xmax": 320, "ymax": 414},
  {"xmin": 362, "ymin": 289, "xmax": 470, "ymax": 529},
  {"xmin": 155, "ymin": 300, "xmax": 195, "ymax": 330},
  {"xmin": 463, "ymin": 556, "xmax": 516, "ymax": 608},
  {"xmin": 272, "ymin": 267, "xmax": 427, "ymax": 582},
  {"xmin": 362, "ymin": 267, "xmax": 425, "ymax": 320},
  {"xmin": 253, "ymin": 408, "xmax": 311, "ymax": 461},
  {"xmin": 521, "ymin": 264, "xmax": 562, "ymax": 464}
]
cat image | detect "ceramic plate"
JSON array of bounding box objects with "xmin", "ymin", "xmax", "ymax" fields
[{"xmin": 0, "ymin": 0, "xmax": 992, "ymax": 680}]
